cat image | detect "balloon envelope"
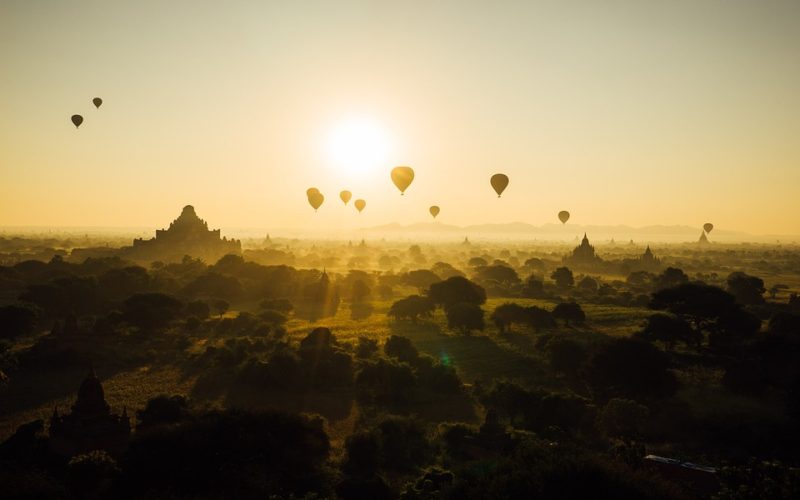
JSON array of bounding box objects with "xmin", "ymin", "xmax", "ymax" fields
[
  {"xmin": 71, "ymin": 114, "xmax": 83, "ymax": 128},
  {"xmin": 308, "ymin": 192, "xmax": 324, "ymax": 211},
  {"xmin": 391, "ymin": 166, "xmax": 414, "ymax": 195},
  {"xmin": 558, "ymin": 211, "xmax": 570, "ymax": 224},
  {"xmin": 429, "ymin": 206, "xmax": 440, "ymax": 218},
  {"xmin": 490, "ymin": 173, "xmax": 509, "ymax": 197},
  {"xmin": 92, "ymin": 97, "xmax": 102, "ymax": 109},
  {"xmin": 340, "ymin": 190, "xmax": 352, "ymax": 205},
  {"xmin": 354, "ymin": 199, "xmax": 366, "ymax": 213},
  {"xmin": 306, "ymin": 187, "xmax": 320, "ymax": 198},
  {"xmin": 703, "ymin": 223, "xmax": 714, "ymax": 233}
]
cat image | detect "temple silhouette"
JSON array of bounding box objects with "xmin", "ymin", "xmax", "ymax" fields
[
  {"xmin": 49, "ymin": 367, "xmax": 131, "ymax": 457},
  {"xmin": 563, "ymin": 233, "xmax": 603, "ymax": 269},
  {"xmin": 122, "ymin": 205, "xmax": 241, "ymax": 263}
]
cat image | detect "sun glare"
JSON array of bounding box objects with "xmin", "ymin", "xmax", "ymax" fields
[{"xmin": 326, "ymin": 116, "xmax": 392, "ymax": 177}]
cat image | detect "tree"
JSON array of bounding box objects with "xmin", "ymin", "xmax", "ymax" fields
[
  {"xmin": 551, "ymin": 267, "xmax": 574, "ymax": 288},
  {"xmin": 654, "ymin": 267, "xmax": 688, "ymax": 290},
  {"xmin": 526, "ymin": 306, "xmax": 557, "ymax": 330},
  {"xmin": 351, "ymin": 279, "xmax": 371, "ymax": 304},
  {"xmin": 0, "ymin": 304, "xmax": 38, "ymax": 339},
  {"xmin": 490, "ymin": 303, "xmax": 528, "ymax": 333},
  {"xmin": 635, "ymin": 313, "xmax": 700, "ymax": 350},
  {"xmin": 584, "ymin": 338, "xmax": 677, "ymax": 401},
  {"xmin": 545, "ymin": 338, "xmax": 586, "ymax": 379},
  {"xmin": 388, "ymin": 295, "xmax": 435, "ymax": 323},
  {"xmin": 552, "ymin": 302, "xmax": 585, "ymax": 326},
  {"xmin": 428, "ymin": 276, "xmax": 486, "ymax": 311},
  {"xmin": 212, "ymin": 299, "xmax": 229, "ymax": 318},
  {"xmin": 259, "ymin": 298, "xmax": 294, "ymax": 314},
  {"xmin": 136, "ymin": 395, "xmax": 190, "ymax": 430},
  {"xmin": 430, "ymin": 262, "xmax": 465, "ymax": 279},
  {"xmin": 185, "ymin": 300, "xmax": 210, "ymax": 320},
  {"xmin": 403, "ymin": 269, "xmax": 441, "ymax": 292},
  {"xmin": 577, "ymin": 276, "xmax": 599, "ymax": 292},
  {"xmin": 182, "ymin": 272, "xmax": 242, "ymax": 300},
  {"xmin": 521, "ymin": 276, "xmax": 545, "ymax": 298},
  {"xmin": 122, "ymin": 293, "xmax": 183, "ymax": 331},
  {"xmin": 384, "ymin": 335, "xmax": 419, "ymax": 363},
  {"xmin": 626, "ymin": 271, "xmax": 654, "ymax": 287},
  {"xmin": 524, "ymin": 257, "xmax": 546, "ymax": 272},
  {"xmin": 649, "ymin": 283, "xmax": 737, "ymax": 332},
  {"xmin": 598, "ymin": 398, "xmax": 649, "ymax": 440},
  {"xmin": 473, "ymin": 265, "xmax": 520, "ymax": 287},
  {"xmin": 446, "ymin": 303, "xmax": 485, "ymax": 334},
  {"xmin": 468, "ymin": 257, "xmax": 488, "ymax": 268},
  {"xmin": 727, "ymin": 271, "xmax": 766, "ymax": 305},
  {"xmin": 709, "ymin": 306, "xmax": 761, "ymax": 350}
]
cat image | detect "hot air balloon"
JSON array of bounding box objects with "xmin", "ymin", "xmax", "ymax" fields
[
  {"xmin": 391, "ymin": 166, "xmax": 414, "ymax": 195},
  {"xmin": 340, "ymin": 190, "xmax": 352, "ymax": 205},
  {"xmin": 354, "ymin": 199, "xmax": 366, "ymax": 213},
  {"xmin": 308, "ymin": 191, "xmax": 324, "ymax": 212},
  {"xmin": 703, "ymin": 223, "xmax": 714, "ymax": 233},
  {"xmin": 71, "ymin": 114, "xmax": 83, "ymax": 128},
  {"xmin": 306, "ymin": 187, "xmax": 320, "ymax": 198},
  {"xmin": 558, "ymin": 211, "xmax": 570, "ymax": 224},
  {"xmin": 490, "ymin": 174, "xmax": 509, "ymax": 197},
  {"xmin": 92, "ymin": 97, "xmax": 103, "ymax": 109},
  {"xmin": 429, "ymin": 206, "xmax": 440, "ymax": 219}
]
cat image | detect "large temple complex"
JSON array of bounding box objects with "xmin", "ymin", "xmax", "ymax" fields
[
  {"xmin": 122, "ymin": 205, "xmax": 241, "ymax": 263},
  {"xmin": 563, "ymin": 233, "xmax": 604, "ymax": 269}
]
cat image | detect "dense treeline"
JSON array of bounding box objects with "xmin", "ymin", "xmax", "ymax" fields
[{"xmin": 2, "ymin": 247, "xmax": 800, "ymax": 499}]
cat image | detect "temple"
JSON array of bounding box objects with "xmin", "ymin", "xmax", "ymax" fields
[
  {"xmin": 49, "ymin": 367, "xmax": 131, "ymax": 457},
  {"xmin": 563, "ymin": 233, "xmax": 603, "ymax": 269},
  {"xmin": 621, "ymin": 244, "xmax": 663, "ymax": 273},
  {"xmin": 123, "ymin": 205, "xmax": 241, "ymax": 263},
  {"xmin": 698, "ymin": 231, "xmax": 709, "ymax": 244}
]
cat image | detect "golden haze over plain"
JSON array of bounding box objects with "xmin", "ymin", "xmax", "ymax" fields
[{"xmin": 1, "ymin": 1, "xmax": 799, "ymax": 235}]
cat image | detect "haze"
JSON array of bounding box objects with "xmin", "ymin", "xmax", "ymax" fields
[{"xmin": 2, "ymin": 0, "xmax": 799, "ymax": 235}]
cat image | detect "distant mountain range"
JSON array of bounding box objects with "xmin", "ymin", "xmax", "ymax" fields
[{"xmin": 359, "ymin": 222, "xmax": 795, "ymax": 243}]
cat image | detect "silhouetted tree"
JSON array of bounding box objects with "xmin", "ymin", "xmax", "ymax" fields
[
  {"xmin": 654, "ymin": 267, "xmax": 689, "ymax": 290},
  {"xmin": 727, "ymin": 271, "xmax": 766, "ymax": 305},
  {"xmin": 598, "ymin": 398, "xmax": 649, "ymax": 441},
  {"xmin": 185, "ymin": 300, "xmax": 210, "ymax": 319},
  {"xmin": 0, "ymin": 304, "xmax": 38, "ymax": 339},
  {"xmin": 122, "ymin": 293, "xmax": 183, "ymax": 331},
  {"xmin": 212, "ymin": 299, "xmax": 229, "ymax": 318},
  {"xmin": 428, "ymin": 276, "xmax": 486, "ymax": 311},
  {"xmin": 649, "ymin": 283, "xmax": 736, "ymax": 332},
  {"xmin": 526, "ymin": 306, "xmax": 557, "ymax": 330},
  {"xmin": 446, "ymin": 303, "xmax": 485, "ymax": 334},
  {"xmin": 119, "ymin": 410, "xmax": 331, "ymax": 498},
  {"xmin": 521, "ymin": 276, "xmax": 546, "ymax": 298},
  {"xmin": 403, "ymin": 269, "xmax": 441, "ymax": 292},
  {"xmin": 578, "ymin": 276, "xmax": 599, "ymax": 292},
  {"xmin": 635, "ymin": 313, "xmax": 700, "ymax": 350},
  {"xmin": 490, "ymin": 303, "xmax": 528, "ymax": 333},
  {"xmin": 552, "ymin": 302, "xmax": 586, "ymax": 326},
  {"xmin": 545, "ymin": 338, "xmax": 586, "ymax": 379},
  {"xmin": 388, "ymin": 295, "xmax": 435, "ymax": 323},
  {"xmin": 136, "ymin": 395, "xmax": 190, "ymax": 431},
  {"xmin": 584, "ymin": 338, "xmax": 677, "ymax": 401},
  {"xmin": 551, "ymin": 267, "xmax": 574, "ymax": 288},
  {"xmin": 473, "ymin": 265, "xmax": 520, "ymax": 287},
  {"xmin": 384, "ymin": 335, "xmax": 419, "ymax": 364},
  {"xmin": 259, "ymin": 298, "xmax": 294, "ymax": 314},
  {"xmin": 468, "ymin": 257, "xmax": 488, "ymax": 268}
]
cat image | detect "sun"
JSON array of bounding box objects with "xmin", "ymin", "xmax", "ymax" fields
[{"xmin": 325, "ymin": 115, "xmax": 392, "ymax": 177}]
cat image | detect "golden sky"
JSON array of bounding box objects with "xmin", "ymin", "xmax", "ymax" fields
[{"xmin": 1, "ymin": 1, "xmax": 799, "ymax": 235}]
